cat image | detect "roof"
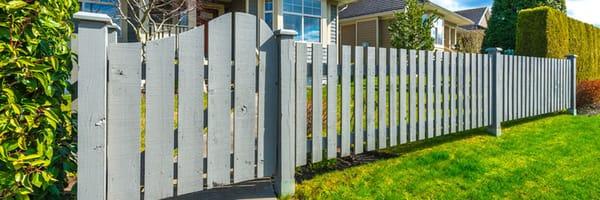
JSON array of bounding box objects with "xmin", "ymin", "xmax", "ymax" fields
[
  {"xmin": 339, "ymin": 0, "xmax": 413, "ymax": 19},
  {"xmin": 455, "ymin": 7, "xmax": 488, "ymax": 25}
]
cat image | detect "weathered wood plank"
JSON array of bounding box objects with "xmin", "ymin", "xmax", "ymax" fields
[
  {"xmin": 354, "ymin": 46, "xmax": 365, "ymax": 153},
  {"xmin": 107, "ymin": 43, "xmax": 142, "ymax": 200},
  {"xmin": 477, "ymin": 54, "xmax": 483, "ymax": 126},
  {"xmin": 484, "ymin": 55, "xmax": 490, "ymax": 125},
  {"xmin": 450, "ymin": 53, "xmax": 457, "ymax": 133},
  {"xmin": 234, "ymin": 13, "xmax": 258, "ymax": 183},
  {"xmin": 418, "ymin": 51, "xmax": 426, "ymax": 140},
  {"xmin": 442, "ymin": 52, "xmax": 450, "ymax": 134},
  {"xmin": 399, "ymin": 49, "xmax": 407, "ymax": 144},
  {"xmin": 457, "ymin": 53, "xmax": 464, "ymax": 132},
  {"xmin": 389, "ymin": 49, "xmax": 398, "ymax": 146},
  {"xmin": 327, "ymin": 44, "xmax": 338, "ymax": 158},
  {"xmin": 435, "ymin": 51, "xmax": 442, "ymax": 136},
  {"xmin": 295, "ymin": 43, "xmax": 308, "ymax": 166},
  {"xmin": 145, "ymin": 37, "xmax": 176, "ymax": 199},
  {"xmin": 470, "ymin": 54, "xmax": 477, "ymax": 127},
  {"xmin": 426, "ymin": 51, "xmax": 434, "ymax": 138},
  {"xmin": 408, "ymin": 50, "xmax": 417, "ymax": 142},
  {"xmin": 341, "ymin": 45, "xmax": 352, "ymax": 156},
  {"xmin": 367, "ymin": 47, "xmax": 376, "ymax": 151},
  {"xmin": 378, "ymin": 48, "xmax": 387, "ymax": 149},
  {"xmin": 258, "ymin": 20, "xmax": 277, "ymax": 177},
  {"xmin": 465, "ymin": 53, "xmax": 471, "ymax": 130},
  {"xmin": 177, "ymin": 27, "xmax": 204, "ymax": 194},
  {"xmin": 312, "ymin": 44, "xmax": 323, "ymax": 162},
  {"xmin": 507, "ymin": 55, "xmax": 513, "ymax": 120},
  {"xmin": 207, "ymin": 14, "xmax": 232, "ymax": 188}
]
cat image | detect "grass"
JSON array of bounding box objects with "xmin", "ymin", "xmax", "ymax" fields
[{"xmin": 293, "ymin": 114, "xmax": 600, "ymax": 199}]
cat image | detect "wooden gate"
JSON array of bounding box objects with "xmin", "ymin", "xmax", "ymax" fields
[{"xmin": 75, "ymin": 12, "xmax": 283, "ymax": 199}]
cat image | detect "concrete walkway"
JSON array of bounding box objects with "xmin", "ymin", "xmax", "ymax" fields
[{"xmin": 168, "ymin": 179, "xmax": 277, "ymax": 200}]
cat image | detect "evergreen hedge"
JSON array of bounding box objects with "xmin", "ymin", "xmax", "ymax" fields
[
  {"xmin": 516, "ymin": 6, "xmax": 600, "ymax": 81},
  {"xmin": 0, "ymin": 0, "xmax": 78, "ymax": 198}
]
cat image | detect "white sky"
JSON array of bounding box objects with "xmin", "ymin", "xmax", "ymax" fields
[{"xmin": 429, "ymin": 0, "xmax": 600, "ymax": 26}]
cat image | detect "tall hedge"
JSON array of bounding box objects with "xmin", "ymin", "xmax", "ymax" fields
[
  {"xmin": 516, "ymin": 6, "xmax": 600, "ymax": 81},
  {"xmin": 0, "ymin": 0, "xmax": 78, "ymax": 198}
]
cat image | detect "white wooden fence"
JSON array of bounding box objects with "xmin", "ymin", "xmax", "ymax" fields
[{"xmin": 74, "ymin": 11, "xmax": 576, "ymax": 200}]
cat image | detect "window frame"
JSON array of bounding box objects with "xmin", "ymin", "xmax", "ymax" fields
[{"xmin": 264, "ymin": 0, "xmax": 322, "ymax": 43}]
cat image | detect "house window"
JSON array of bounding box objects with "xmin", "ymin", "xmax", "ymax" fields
[
  {"xmin": 431, "ymin": 18, "xmax": 444, "ymax": 46},
  {"xmin": 283, "ymin": 0, "xmax": 321, "ymax": 42},
  {"xmin": 265, "ymin": 0, "xmax": 273, "ymax": 28}
]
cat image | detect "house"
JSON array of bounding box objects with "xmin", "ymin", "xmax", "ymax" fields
[
  {"xmin": 455, "ymin": 7, "xmax": 491, "ymax": 31},
  {"xmin": 78, "ymin": 0, "xmax": 348, "ymax": 45},
  {"xmin": 339, "ymin": 0, "xmax": 473, "ymax": 52}
]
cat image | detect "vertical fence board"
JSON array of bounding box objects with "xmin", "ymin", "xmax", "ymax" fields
[
  {"xmin": 435, "ymin": 52, "xmax": 442, "ymax": 136},
  {"xmin": 443, "ymin": 52, "xmax": 450, "ymax": 134},
  {"xmin": 107, "ymin": 43, "xmax": 142, "ymax": 200},
  {"xmin": 367, "ymin": 47, "xmax": 376, "ymax": 151},
  {"xmin": 484, "ymin": 54, "xmax": 489, "ymax": 125},
  {"xmin": 378, "ymin": 48, "xmax": 387, "ymax": 149},
  {"xmin": 341, "ymin": 46, "xmax": 351, "ymax": 156},
  {"xmin": 469, "ymin": 54, "xmax": 476, "ymax": 128},
  {"xmin": 389, "ymin": 49, "xmax": 398, "ymax": 146},
  {"xmin": 177, "ymin": 28, "xmax": 204, "ymax": 194},
  {"xmin": 477, "ymin": 54, "xmax": 483, "ymax": 126},
  {"xmin": 145, "ymin": 37, "xmax": 176, "ymax": 198},
  {"xmin": 354, "ymin": 46, "xmax": 365, "ymax": 153},
  {"xmin": 418, "ymin": 51, "xmax": 426, "ymax": 140},
  {"xmin": 409, "ymin": 50, "xmax": 417, "ymax": 141},
  {"xmin": 234, "ymin": 14, "xmax": 258, "ymax": 182},
  {"xmin": 457, "ymin": 53, "xmax": 464, "ymax": 132},
  {"xmin": 508, "ymin": 56, "xmax": 514, "ymax": 120},
  {"xmin": 525, "ymin": 57, "xmax": 530, "ymax": 117},
  {"xmin": 399, "ymin": 49, "xmax": 408, "ymax": 144},
  {"xmin": 295, "ymin": 43, "xmax": 307, "ymax": 166},
  {"xmin": 327, "ymin": 45, "xmax": 338, "ymax": 158},
  {"xmin": 257, "ymin": 21, "xmax": 277, "ymax": 177},
  {"xmin": 311, "ymin": 44, "xmax": 323, "ymax": 162},
  {"xmin": 207, "ymin": 15, "xmax": 232, "ymax": 188},
  {"xmin": 450, "ymin": 53, "xmax": 457, "ymax": 133},
  {"xmin": 516, "ymin": 56, "xmax": 522, "ymax": 119},
  {"xmin": 426, "ymin": 51, "xmax": 434, "ymax": 138}
]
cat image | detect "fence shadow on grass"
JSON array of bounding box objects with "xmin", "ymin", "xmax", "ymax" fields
[{"xmin": 295, "ymin": 112, "xmax": 569, "ymax": 183}]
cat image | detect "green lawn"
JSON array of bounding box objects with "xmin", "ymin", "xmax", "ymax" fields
[{"xmin": 293, "ymin": 114, "xmax": 600, "ymax": 199}]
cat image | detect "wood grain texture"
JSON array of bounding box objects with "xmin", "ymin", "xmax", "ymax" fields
[
  {"xmin": 389, "ymin": 49, "xmax": 398, "ymax": 146},
  {"xmin": 327, "ymin": 45, "xmax": 338, "ymax": 158},
  {"xmin": 367, "ymin": 47, "xmax": 376, "ymax": 151},
  {"xmin": 408, "ymin": 50, "xmax": 417, "ymax": 142},
  {"xmin": 341, "ymin": 45, "xmax": 352, "ymax": 156},
  {"xmin": 354, "ymin": 46, "xmax": 365, "ymax": 154},
  {"xmin": 107, "ymin": 43, "xmax": 142, "ymax": 200},
  {"xmin": 207, "ymin": 14, "xmax": 232, "ymax": 188},
  {"xmin": 418, "ymin": 51, "xmax": 426, "ymax": 140},
  {"xmin": 145, "ymin": 36, "xmax": 176, "ymax": 199},
  {"xmin": 258, "ymin": 19, "xmax": 277, "ymax": 177},
  {"xmin": 378, "ymin": 48, "xmax": 387, "ymax": 149},
  {"xmin": 295, "ymin": 43, "xmax": 308, "ymax": 166},
  {"xmin": 234, "ymin": 13, "xmax": 258, "ymax": 183},
  {"xmin": 399, "ymin": 49, "xmax": 407, "ymax": 144},
  {"xmin": 312, "ymin": 44, "xmax": 323, "ymax": 162},
  {"xmin": 177, "ymin": 27, "xmax": 205, "ymax": 195},
  {"xmin": 426, "ymin": 51, "xmax": 434, "ymax": 138}
]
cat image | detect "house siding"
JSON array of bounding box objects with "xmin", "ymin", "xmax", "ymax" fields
[
  {"xmin": 379, "ymin": 19, "xmax": 392, "ymax": 48},
  {"xmin": 356, "ymin": 20, "xmax": 377, "ymax": 47}
]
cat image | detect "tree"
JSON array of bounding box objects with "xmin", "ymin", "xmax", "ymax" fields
[
  {"xmin": 116, "ymin": 0, "xmax": 196, "ymax": 42},
  {"xmin": 483, "ymin": 0, "xmax": 566, "ymax": 50},
  {"xmin": 388, "ymin": 0, "xmax": 439, "ymax": 50},
  {"xmin": 456, "ymin": 29, "xmax": 485, "ymax": 53}
]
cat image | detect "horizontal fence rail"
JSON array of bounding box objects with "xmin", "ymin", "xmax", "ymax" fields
[{"xmin": 75, "ymin": 11, "xmax": 577, "ymax": 199}]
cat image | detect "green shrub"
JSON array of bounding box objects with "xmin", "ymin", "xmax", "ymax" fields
[
  {"xmin": 577, "ymin": 80, "xmax": 600, "ymax": 109},
  {"xmin": 516, "ymin": 6, "xmax": 600, "ymax": 81},
  {"xmin": 0, "ymin": 0, "xmax": 78, "ymax": 198},
  {"xmin": 456, "ymin": 29, "xmax": 485, "ymax": 53}
]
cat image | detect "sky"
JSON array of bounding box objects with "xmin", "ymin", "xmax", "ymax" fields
[{"xmin": 429, "ymin": 0, "xmax": 600, "ymax": 26}]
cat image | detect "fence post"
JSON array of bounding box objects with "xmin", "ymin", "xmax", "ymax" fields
[
  {"xmin": 566, "ymin": 54, "xmax": 577, "ymax": 115},
  {"xmin": 486, "ymin": 48, "xmax": 503, "ymax": 136},
  {"xmin": 275, "ymin": 29, "xmax": 297, "ymax": 197},
  {"xmin": 73, "ymin": 12, "xmax": 115, "ymax": 200}
]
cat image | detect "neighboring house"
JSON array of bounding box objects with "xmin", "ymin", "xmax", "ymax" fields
[
  {"xmin": 339, "ymin": 0, "xmax": 473, "ymax": 52},
  {"xmin": 78, "ymin": 0, "xmax": 346, "ymax": 45},
  {"xmin": 455, "ymin": 7, "xmax": 491, "ymax": 31}
]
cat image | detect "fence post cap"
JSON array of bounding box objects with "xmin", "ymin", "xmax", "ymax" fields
[
  {"xmin": 566, "ymin": 54, "xmax": 578, "ymax": 59},
  {"xmin": 74, "ymin": 12, "xmax": 114, "ymax": 25},
  {"xmin": 274, "ymin": 29, "xmax": 298, "ymax": 37},
  {"xmin": 485, "ymin": 47, "xmax": 503, "ymax": 54}
]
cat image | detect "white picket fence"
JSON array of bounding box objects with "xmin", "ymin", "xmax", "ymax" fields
[{"xmin": 73, "ymin": 11, "xmax": 576, "ymax": 200}]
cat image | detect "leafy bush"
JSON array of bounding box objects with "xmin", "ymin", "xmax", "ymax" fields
[
  {"xmin": 388, "ymin": 0, "xmax": 438, "ymax": 50},
  {"xmin": 483, "ymin": 0, "xmax": 566, "ymax": 51},
  {"xmin": 456, "ymin": 29, "xmax": 484, "ymax": 53},
  {"xmin": 0, "ymin": 0, "xmax": 78, "ymax": 198},
  {"xmin": 577, "ymin": 80, "xmax": 600, "ymax": 109},
  {"xmin": 516, "ymin": 6, "xmax": 600, "ymax": 81}
]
